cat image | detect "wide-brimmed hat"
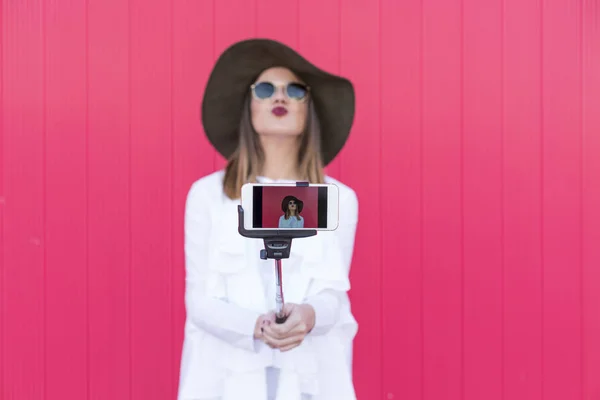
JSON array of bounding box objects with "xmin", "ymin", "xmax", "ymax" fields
[
  {"xmin": 201, "ymin": 38, "xmax": 355, "ymax": 166},
  {"xmin": 281, "ymin": 195, "xmax": 304, "ymax": 213}
]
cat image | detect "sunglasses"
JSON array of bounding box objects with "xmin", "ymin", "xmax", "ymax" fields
[
  {"xmin": 288, "ymin": 201, "xmax": 296, "ymax": 205},
  {"xmin": 250, "ymin": 81, "xmax": 309, "ymax": 100}
]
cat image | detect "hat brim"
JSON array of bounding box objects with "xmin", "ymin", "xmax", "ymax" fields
[{"xmin": 201, "ymin": 38, "xmax": 355, "ymax": 166}]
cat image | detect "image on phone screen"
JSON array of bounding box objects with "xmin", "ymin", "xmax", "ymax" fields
[{"xmin": 252, "ymin": 185, "xmax": 328, "ymax": 229}]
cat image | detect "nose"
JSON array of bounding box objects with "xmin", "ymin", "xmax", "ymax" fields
[{"xmin": 272, "ymin": 85, "xmax": 288, "ymax": 103}]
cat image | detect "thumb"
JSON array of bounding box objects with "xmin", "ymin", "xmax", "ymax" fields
[{"xmin": 264, "ymin": 310, "xmax": 277, "ymax": 322}]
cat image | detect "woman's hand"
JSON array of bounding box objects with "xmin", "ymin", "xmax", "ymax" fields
[
  {"xmin": 260, "ymin": 303, "xmax": 315, "ymax": 352},
  {"xmin": 254, "ymin": 311, "xmax": 276, "ymax": 339}
]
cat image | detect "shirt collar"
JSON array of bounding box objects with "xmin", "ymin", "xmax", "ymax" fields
[{"xmin": 255, "ymin": 175, "xmax": 297, "ymax": 184}]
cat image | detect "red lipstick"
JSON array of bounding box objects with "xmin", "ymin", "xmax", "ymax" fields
[{"xmin": 272, "ymin": 106, "xmax": 288, "ymax": 116}]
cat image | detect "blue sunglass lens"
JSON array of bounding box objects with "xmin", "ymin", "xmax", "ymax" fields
[
  {"xmin": 253, "ymin": 82, "xmax": 275, "ymax": 99},
  {"xmin": 253, "ymin": 82, "xmax": 308, "ymax": 99},
  {"xmin": 287, "ymin": 83, "xmax": 307, "ymax": 99}
]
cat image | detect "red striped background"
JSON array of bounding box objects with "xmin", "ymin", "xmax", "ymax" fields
[{"xmin": 1, "ymin": 0, "xmax": 599, "ymax": 399}]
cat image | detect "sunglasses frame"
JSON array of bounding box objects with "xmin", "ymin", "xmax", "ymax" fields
[{"xmin": 250, "ymin": 81, "xmax": 310, "ymax": 101}]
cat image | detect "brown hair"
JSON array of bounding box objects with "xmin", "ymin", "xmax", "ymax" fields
[
  {"xmin": 284, "ymin": 210, "xmax": 301, "ymax": 221},
  {"xmin": 222, "ymin": 94, "xmax": 325, "ymax": 199},
  {"xmin": 284, "ymin": 202, "xmax": 301, "ymax": 221}
]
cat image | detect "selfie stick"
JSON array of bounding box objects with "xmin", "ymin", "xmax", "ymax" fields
[{"xmin": 237, "ymin": 204, "xmax": 316, "ymax": 324}]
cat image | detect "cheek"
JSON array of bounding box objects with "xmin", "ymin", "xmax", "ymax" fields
[{"xmin": 294, "ymin": 104, "xmax": 308, "ymax": 129}]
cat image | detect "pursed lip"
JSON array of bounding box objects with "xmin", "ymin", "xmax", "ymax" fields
[{"xmin": 272, "ymin": 106, "xmax": 288, "ymax": 116}]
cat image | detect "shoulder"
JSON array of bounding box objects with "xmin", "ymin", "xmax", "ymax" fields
[
  {"xmin": 186, "ymin": 169, "xmax": 226, "ymax": 209},
  {"xmin": 189, "ymin": 169, "xmax": 225, "ymax": 194}
]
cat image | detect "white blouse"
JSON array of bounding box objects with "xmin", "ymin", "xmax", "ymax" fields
[{"xmin": 177, "ymin": 170, "xmax": 359, "ymax": 400}]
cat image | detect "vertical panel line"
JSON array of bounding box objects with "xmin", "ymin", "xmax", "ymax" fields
[
  {"xmin": 0, "ymin": 0, "xmax": 4, "ymax": 398},
  {"xmin": 579, "ymin": 0, "xmax": 584, "ymax": 398},
  {"xmin": 460, "ymin": 0, "xmax": 466, "ymax": 392},
  {"xmin": 338, "ymin": 0, "xmax": 341, "ymax": 73},
  {"xmin": 212, "ymin": 0, "xmax": 215, "ymax": 63},
  {"xmin": 539, "ymin": 1, "xmax": 545, "ymax": 398},
  {"xmin": 212, "ymin": 0, "xmax": 216, "ymax": 177},
  {"xmin": 42, "ymin": 0, "xmax": 48, "ymax": 396},
  {"xmin": 212, "ymin": 0, "xmax": 221, "ymax": 171},
  {"xmin": 0, "ymin": 0, "xmax": 4, "ymax": 397},
  {"xmin": 212, "ymin": 0, "xmax": 224, "ymax": 171},
  {"xmin": 338, "ymin": 0, "xmax": 342, "ymax": 179},
  {"xmin": 212, "ymin": 0, "xmax": 216, "ymax": 82},
  {"xmin": 500, "ymin": 0, "xmax": 505, "ymax": 398},
  {"xmin": 419, "ymin": 0, "xmax": 425, "ymax": 398},
  {"xmin": 85, "ymin": 0, "xmax": 90, "ymax": 397},
  {"xmin": 378, "ymin": 0, "xmax": 383, "ymax": 396},
  {"xmin": 128, "ymin": 0, "xmax": 133, "ymax": 396},
  {"xmin": 169, "ymin": 0, "xmax": 175, "ymax": 395}
]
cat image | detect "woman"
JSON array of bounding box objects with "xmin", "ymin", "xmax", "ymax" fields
[
  {"xmin": 177, "ymin": 39, "xmax": 359, "ymax": 400},
  {"xmin": 279, "ymin": 195, "xmax": 304, "ymax": 229}
]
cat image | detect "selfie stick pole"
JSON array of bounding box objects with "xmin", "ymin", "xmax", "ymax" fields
[
  {"xmin": 237, "ymin": 204, "xmax": 316, "ymax": 324},
  {"xmin": 274, "ymin": 259, "xmax": 284, "ymax": 319}
]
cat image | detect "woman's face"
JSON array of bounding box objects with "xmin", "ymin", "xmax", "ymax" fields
[
  {"xmin": 250, "ymin": 67, "xmax": 309, "ymax": 138},
  {"xmin": 288, "ymin": 199, "xmax": 297, "ymax": 213}
]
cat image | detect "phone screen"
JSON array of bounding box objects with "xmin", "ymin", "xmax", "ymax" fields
[{"xmin": 252, "ymin": 185, "xmax": 329, "ymax": 229}]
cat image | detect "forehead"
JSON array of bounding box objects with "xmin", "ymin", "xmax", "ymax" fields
[{"xmin": 255, "ymin": 67, "xmax": 303, "ymax": 84}]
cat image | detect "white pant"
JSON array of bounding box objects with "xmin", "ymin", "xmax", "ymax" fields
[
  {"xmin": 195, "ymin": 367, "xmax": 312, "ymax": 400},
  {"xmin": 266, "ymin": 367, "xmax": 311, "ymax": 400}
]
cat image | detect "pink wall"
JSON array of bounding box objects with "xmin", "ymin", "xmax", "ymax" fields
[{"xmin": 1, "ymin": 0, "xmax": 599, "ymax": 399}]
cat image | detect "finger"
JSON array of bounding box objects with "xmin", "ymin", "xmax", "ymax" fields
[
  {"xmin": 274, "ymin": 303, "xmax": 296, "ymax": 324},
  {"xmin": 261, "ymin": 324, "xmax": 287, "ymax": 340},
  {"xmin": 262, "ymin": 332, "xmax": 305, "ymax": 349},
  {"xmin": 261, "ymin": 329, "xmax": 303, "ymax": 345},
  {"xmin": 263, "ymin": 319, "xmax": 303, "ymax": 339},
  {"xmin": 260, "ymin": 332, "xmax": 285, "ymax": 349},
  {"xmin": 275, "ymin": 334, "xmax": 305, "ymax": 349},
  {"xmin": 271, "ymin": 312, "xmax": 303, "ymax": 335},
  {"xmin": 264, "ymin": 311, "xmax": 276, "ymax": 325},
  {"xmin": 281, "ymin": 303, "xmax": 297, "ymax": 315},
  {"xmin": 279, "ymin": 342, "xmax": 301, "ymax": 352}
]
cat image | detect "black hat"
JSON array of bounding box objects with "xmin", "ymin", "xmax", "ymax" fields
[
  {"xmin": 201, "ymin": 38, "xmax": 355, "ymax": 166},
  {"xmin": 281, "ymin": 195, "xmax": 304, "ymax": 214}
]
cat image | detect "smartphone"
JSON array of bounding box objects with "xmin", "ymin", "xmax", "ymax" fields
[{"xmin": 240, "ymin": 182, "xmax": 339, "ymax": 231}]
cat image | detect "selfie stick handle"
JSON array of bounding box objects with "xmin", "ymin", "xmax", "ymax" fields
[
  {"xmin": 274, "ymin": 259, "xmax": 285, "ymax": 323},
  {"xmin": 238, "ymin": 204, "xmax": 317, "ymax": 325}
]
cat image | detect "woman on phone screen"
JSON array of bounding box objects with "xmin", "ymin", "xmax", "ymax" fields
[
  {"xmin": 278, "ymin": 195, "xmax": 304, "ymax": 229},
  {"xmin": 177, "ymin": 39, "xmax": 359, "ymax": 400}
]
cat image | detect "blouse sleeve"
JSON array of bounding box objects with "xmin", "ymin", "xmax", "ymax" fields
[
  {"xmin": 304, "ymin": 188, "xmax": 358, "ymax": 335},
  {"xmin": 184, "ymin": 181, "xmax": 261, "ymax": 352}
]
